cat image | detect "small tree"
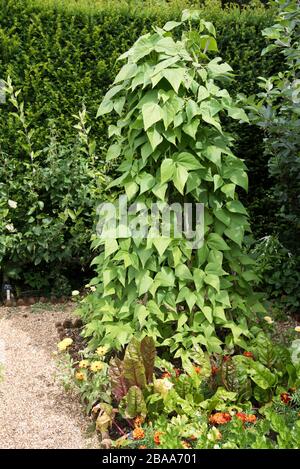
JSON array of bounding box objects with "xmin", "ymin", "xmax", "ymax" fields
[
  {"xmin": 254, "ymin": 0, "xmax": 300, "ymax": 256},
  {"xmin": 80, "ymin": 10, "xmax": 263, "ymax": 356}
]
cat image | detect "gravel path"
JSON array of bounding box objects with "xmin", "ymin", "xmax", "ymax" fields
[{"xmin": 0, "ymin": 305, "xmax": 99, "ymax": 449}]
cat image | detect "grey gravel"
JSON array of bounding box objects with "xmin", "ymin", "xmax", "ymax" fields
[{"xmin": 0, "ymin": 305, "xmax": 99, "ymax": 449}]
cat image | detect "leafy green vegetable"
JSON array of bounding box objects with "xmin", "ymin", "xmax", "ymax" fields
[
  {"xmin": 121, "ymin": 385, "xmax": 147, "ymax": 419},
  {"xmin": 123, "ymin": 337, "xmax": 147, "ymax": 389}
]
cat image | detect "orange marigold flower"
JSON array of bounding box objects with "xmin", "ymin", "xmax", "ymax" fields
[
  {"xmin": 132, "ymin": 427, "xmax": 145, "ymax": 440},
  {"xmin": 181, "ymin": 440, "xmax": 191, "ymax": 448},
  {"xmin": 209, "ymin": 412, "xmax": 231, "ymax": 425},
  {"xmin": 154, "ymin": 431, "xmax": 163, "ymax": 445},
  {"xmin": 281, "ymin": 392, "xmax": 291, "ymax": 404},
  {"xmin": 236, "ymin": 412, "xmax": 257, "ymax": 424},
  {"xmin": 161, "ymin": 371, "xmax": 172, "ymax": 379},
  {"xmin": 134, "ymin": 416, "xmax": 144, "ymax": 428},
  {"xmin": 211, "ymin": 365, "xmax": 219, "ymax": 376},
  {"xmin": 194, "ymin": 366, "xmax": 201, "ymax": 374},
  {"xmin": 139, "ymin": 445, "xmax": 147, "ymax": 449},
  {"xmin": 236, "ymin": 412, "xmax": 247, "ymax": 422},
  {"xmin": 246, "ymin": 414, "xmax": 257, "ymax": 424},
  {"xmin": 243, "ymin": 351, "xmax": 254, "ymax": 359}
]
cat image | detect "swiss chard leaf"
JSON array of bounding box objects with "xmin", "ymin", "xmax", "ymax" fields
[
  {"xmin": 123, "ymin": 337, "xmax": 147, "ymax": 389},
  {"xmin": 141, "ymin": 336, "xmax": 156, "ymax": 384},
  {"xmin": 121, "ymin": 385, "xmax": 147, "ymax": 419},
  {"xmin": 109, "ymin": 357, "xmax": 128, "ymax": 402}
]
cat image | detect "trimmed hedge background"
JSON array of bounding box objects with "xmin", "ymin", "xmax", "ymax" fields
[{"xmin": 0, "ymin": 0, "xmax": 280, "ymax": 284}]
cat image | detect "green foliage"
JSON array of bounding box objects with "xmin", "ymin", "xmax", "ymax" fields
[
  {"xmin": 107, "ymin": 337, "xmax": 155, "ymax": 420},
  {"xmin": 290, "ymin": 340, "xmax": 300, "ymax": 366},
  {"xmin": 134, "ymin": 409, "xmax": 300, "ymax": 449},
  {"xmin": 249, "ymin": 0, "xmax": 300, "ymax": 255},
  {"xmin": 258, "ymin": 404, "xmax": 300, "ymax": 449},
  {"xmin": 65, "ymin": 331, "xmax": 299, "ymax": 448},
  {"xmin": 156, "ymin": 340, "xmax": 299, "ymax": 449},
  {"xmin": 108, "ymin": 334, "xmax": 300, "ymax": 449},
  {"xmin": 120, "ymin": 385, "xmax": 147, "ymax": 419},
  {"xmin": 0, "ymin": 79, "xmax": 107, "ymax": 288},
  {"xmin": 220, "ymin": 330, "xmax": 299, "ymax": 401},
  {"xmin": 221, "ymin": 356, "xmax": 252, "ymax": 399},
  {"xmin": 123, "ymin": 337, "xmax": 153, "ymax": 390},
  {"xmin": 0, "ymin": 0, "xmax": 278, "ymax": 244},
  {"xmin": 79, "ymin": 11, "xmax": 265, "ymax": 355},
  {"xmin": 23, "ymin": 0, "xmax": 197, "ymax": 16},
  {"xmin": 59, "ymin": 350, "xmax": 111, "ymax": 414},
  {"xmin": 250, "ymin": 0, "xmax": 300, "ymax": 317},
  {"xmin": 95, "ymin": 402, "xmax": 114, "ymax": 438},
  {"xmin": 251, "ymin": 236, "xmax": 300, "ymax": 313}
]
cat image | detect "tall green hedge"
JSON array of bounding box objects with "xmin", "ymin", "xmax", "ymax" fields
[
  {"xmin": 0, "ymin": 0, "xmax": 279, "ymax": 251},
  {"xmin": 0, "ymin": 1, "xmax": 276, "ymax": 146}
]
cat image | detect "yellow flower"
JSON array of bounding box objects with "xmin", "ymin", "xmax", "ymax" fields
[
  {"xmin": 96, "ymin": 346, "xmax": 108, "ymax": 357},
  {"xmin": 263, "ymin": 316, "xmax": 274, "ymax": 324},
  {"xmin": 78, "ymin": 359, "xmax": 89, "ymax": 369},
  {"xmin": 75, "ymin": 371, "xmax": 86, "ymax": 381},
  {"xmin": 57, "ymin": 338, "xmax": 73, "ymax": 351},
  {"xmin": 295, "ymin": 326, "xmax": 300, "ymax": 333},
  {"xmin": 90, "ymin": 361, "xmax": 104, "ymax": 372}
]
